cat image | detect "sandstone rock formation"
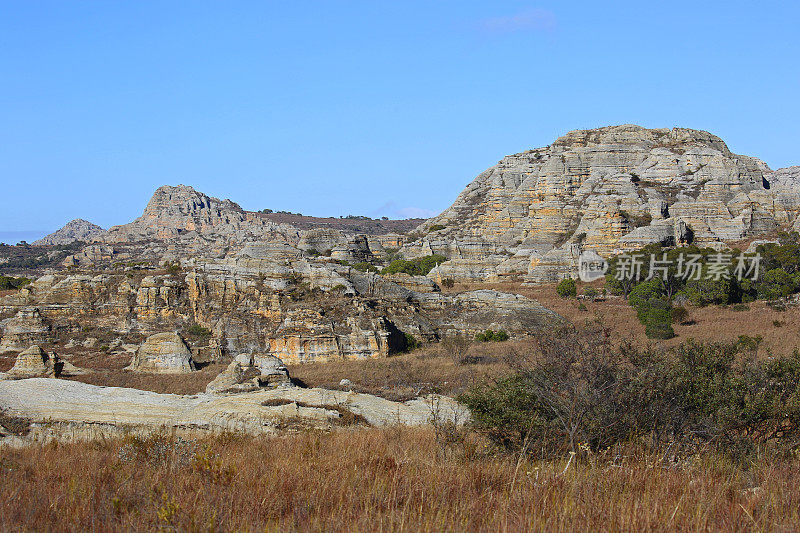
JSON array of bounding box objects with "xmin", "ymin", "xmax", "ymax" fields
[
  {"xmin": 0, "ymin": 251, "xmax": 563, "ymax": 365},
  {"xmin": 128, "ymin": 332, "xmax": 195, "ymax": 373},
  {"xmin": 206, "ymin": 353, "xmax": 291, "ymax": 394},
  {"xmin": 408, "ymin": 125, "xmax": 800, "ymax": 282},
  {"xmin": 0, "ymin": 308, "xmax": 50, "ymax": 353},
  {"xmin": 6, "ymin": 345, "xmax": 58, "ymax": 378},
  {"xmin": 103, "ymin": 184, "xmax": 300, "ymax": 246},
  {"xmin": 0, "ymin": 378, "xmax": 469, "ymax": 443},
  {"xmin": 33, "ymin": 219, "xmax": 107, "ymax": 245}
]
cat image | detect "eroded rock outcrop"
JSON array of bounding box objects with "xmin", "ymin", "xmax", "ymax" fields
[
  {"xmin": 0, "ymin": 378, "xmax": 470, "ymax": 443},
  {"xmin": 103, "ymin": 185, "xmax": 301, "ymax": 247},
  {"xmin": 128, "ymin": 332, "xmax": 195, "ymax": 373},
  {"xmin": 0, "ymin": 308, "xmax": 50, "ymax": 353},
  {"xmin": 206, "ymin": 353, "xmax": 291, "ymax": 394},
  {"xmin": 6, "ymin": 345, "xmax": 59, "ymax": 378},
  {"xmin": 408, "ymin": 125, "xmax": 800, "ymax": 281}
]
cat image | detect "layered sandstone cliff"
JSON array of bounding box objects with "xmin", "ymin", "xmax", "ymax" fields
[{"xmin": 408, "ymin": 125, "xmax": 799, "ymax": 282}]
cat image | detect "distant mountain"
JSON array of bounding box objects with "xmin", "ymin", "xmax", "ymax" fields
[{"xmin": 33, "ymin": 219, "xmax": 107, "ymax": 245}]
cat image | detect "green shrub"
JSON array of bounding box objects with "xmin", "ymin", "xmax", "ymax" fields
[
  {"xmin": 352, "ymin": 262, "xmax": 378, "ymax": 273},
  {"xmin": 671, "ymin": 305, "xmax": 689, "ymax": 324},
  {"xmin": 474, "ymin": 329, "xmax": 509, "ymax": 342},
  {"xmin": 440, "ymin": 278, "xmax": 455, "ymax": 289},
  {"xmin": 381, "ymin": 255, "xmax": 447, "ymax": 276},
  {"xmin": 735, "ymin": 334, "xmax": 763, "ymax": 354},
  {"xmin": 679, "ymin": 277, "xmax": 734, "ymax": 306},
  {"xmin": 402, "ymin": 332, "xmax": 419, "ymax": 352},
  {"xmin": 556, "ymin": 278, "xmax": 577, "ymax": 298},
  {"xmin": 0, "ymin": 275, "xmax": 30, "ymax": 291},
  {"xmin": 628, "ymin": 279, "xmax": 664, "ymax": 319},
  {"xmin": 186, "ymin": 324, "xmax": 212, "ymax": 337},
  {"xmin": 757, "ymin": 268, "xmax": 796, "ymax": 300},
  {"xmin": 641, "ymin": 298, "xmax": 675, "ymax": 339},
  {"xmin": 428, "ymin": 224, "xmax": 446, "ymax": 232}
]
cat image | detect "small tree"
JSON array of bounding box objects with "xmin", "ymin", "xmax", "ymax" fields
[
  {"xmin": 641, "ymin": 298, "xmax": 675, "ymax": 339},
  {"xmin": 440, "ymin": 335, "xmax": 473, "ymax": 365},
  {"xmin": 556, "ymin": 278, "xmax": 577, "ymax": 298}
]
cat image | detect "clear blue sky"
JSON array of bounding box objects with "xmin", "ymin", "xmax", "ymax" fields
[{"xmin": 1, "ymin": 1, "xmax": 798, "ymax": 243}]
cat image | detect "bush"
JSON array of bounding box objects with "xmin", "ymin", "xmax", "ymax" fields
[
  {"xmin": 186, "ymin": 324, "xmax": 212, "ymax": 337},
  {"xmin": 583, "ymin": 287, "xmax": 599, "ymax": 300},
  {"xmin": 474, "ymin": 329, "xmax": 509, "ymax": 342},
  {"xmin": 461, "ymin": 327, "xmax": 800, "ymax": 459},
  {"xmin": 402, "ymin": 332, "xmax": 419, "ymax": 353},
  {"xmin": 352, "ymin": 262, "xmax": 378, "ymax": 273},
  {"xmin": 440, "ymin": 278, "xmax": 455, "ymax": 289},
  {"xmin": 671, "ymin": 305, "xmax": 689, "ymax": 324},
  {"xmin": 381, "ymin": 255, "xmax": 447, "ymax": 276},
  {"xmin": 680, "ymin": 277, "xmax": 734, "ymax": 306},
  {"xmin": 757, "ymin": 268, "xmax": 796, "ymax": 300},
  {"xmin": 0, "ymin": 275, "xmax": 30, "ymax": 291},
  {"xmin": 556, "ymin": 278, "xmax": 577, "ymax": 298},
  {"xmin": 628, "ymin": 279, "xmax": 664, "ymax": 319},
  {"xmin": 640, "ymin": 298, "xmax": 675, "ymax": 340}
]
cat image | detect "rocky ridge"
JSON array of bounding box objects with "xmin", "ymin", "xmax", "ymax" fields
[{"xmin": 408, "ymin": 125, "xmax": 800, "ymax": 282}]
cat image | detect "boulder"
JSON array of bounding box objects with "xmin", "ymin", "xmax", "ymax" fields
[
  {"xmin": 7, "ymin": 345, "xmax": 59, "ymax": 379},
  {"xmin": 127, "ymin": 332, "xmax": 195, "ymax": 373},
  {"xmin": 205, "ymin": 353, "xmax": 291, "ymax": 394}
]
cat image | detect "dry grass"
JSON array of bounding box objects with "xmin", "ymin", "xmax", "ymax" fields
[
  {"xmin": 66, "ymin": 362, "xmax": 228, "ymax": 395},
  {"xmin": 288, "ymin": 341, "xmax": 520, "ymax": 401},
  {"xmin": 290, "ymin": 280, "xmax": 800, "ymax": 401},
  {"xmin": 0, "ymin": 427, "xmax": 798, "ymax": 531},
  {"xmin": 470, "ymin": 281, "xmax": 800, "ymax": 357}
]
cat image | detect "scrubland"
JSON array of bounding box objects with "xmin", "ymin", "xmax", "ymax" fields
[{"xmin": 3, "ymin": 282, "xmax": 800, "ymax": 531}]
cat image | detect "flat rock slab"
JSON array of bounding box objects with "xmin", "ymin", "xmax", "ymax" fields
[{"xmin": 0, "ymin": 379, "xmax": 468, "ymax": 437}]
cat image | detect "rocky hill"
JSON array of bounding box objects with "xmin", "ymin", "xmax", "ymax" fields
[
  {"xmin": 1, "ymin": 185, "xmax": 563, "ymax": 368},
  {"xmin": 405, "ymin": 125, "xmax": 800, "ymax": 282},
  {"xmin": 33, "ymin": 219, "xmax": 107, "ymax": 245}
]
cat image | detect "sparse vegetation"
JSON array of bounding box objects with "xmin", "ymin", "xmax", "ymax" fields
[
  {"xmin": 185, "ymin": 324, "xmax": 212, "ymax": 337},
  {"xmin": 440, "ymin": 277, "xmax": 455, "ymax": 289},
  {"xmin": 0, "ymin": 275, "xmax": 30, "ymax": 291},
  {"xmin": 462, "ymin": 325, "xmax": 800, "ymax": 459},
  {"xmin": 351, "ymin": 262, "xmax": 378, "ymax": 273}
]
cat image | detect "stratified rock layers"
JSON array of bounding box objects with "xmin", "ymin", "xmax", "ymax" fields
[{"xmin": 410, "ymin": 125, "xmax": 800, "ymax": 282}]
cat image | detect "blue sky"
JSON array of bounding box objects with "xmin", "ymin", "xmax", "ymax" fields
[{"xmin": 1, "ymin": 1, "xmax": 798, "ymax": 243}]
